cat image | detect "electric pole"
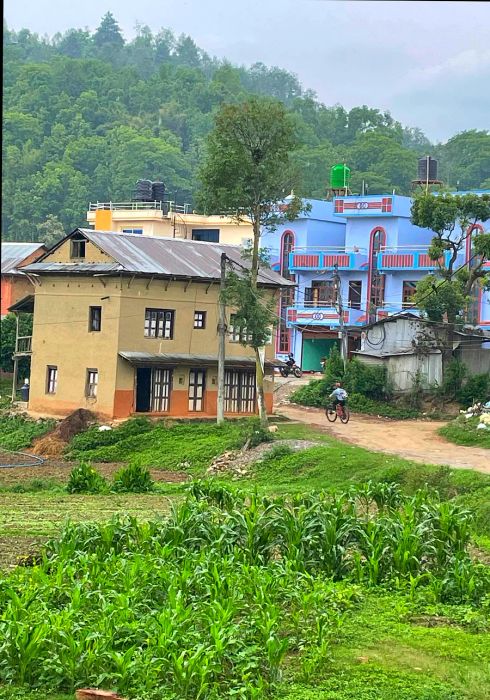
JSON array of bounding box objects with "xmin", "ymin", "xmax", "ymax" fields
[
  {"xmin": 333, "ymin": 263, "xmax": 348, "ymax": 370},
  {"xmin": 217, "ymin": 252, "xmax": 227, "ymax": 424}
]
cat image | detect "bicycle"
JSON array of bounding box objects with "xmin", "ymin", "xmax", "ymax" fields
[{"xmin": 325, "ymin": 402, "xmax": 350, "ymax": 424}]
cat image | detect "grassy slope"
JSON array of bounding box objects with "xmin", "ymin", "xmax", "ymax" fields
[
  {"xmin": 1, "ymin": 417, "xmax": 489, "ymax": 700},
  {"xmin": 439, "ymin": 416, "xmax": 490, "ymax": 449}
]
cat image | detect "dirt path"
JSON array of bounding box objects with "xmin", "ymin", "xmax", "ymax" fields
[{"xmin": 278, "ymin": 405, "xmax": 490, "ymax": 474}]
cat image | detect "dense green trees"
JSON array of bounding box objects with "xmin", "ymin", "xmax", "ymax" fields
[{"xmin": 2, "ymin": 17, "xmax": 489, "ymax": 242}]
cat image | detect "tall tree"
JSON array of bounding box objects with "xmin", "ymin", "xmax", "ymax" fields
[
  {"xmin": 93, "ymin": 12, "xmax": 124, "ymax": 62},
  {"xmin": 412, "ymin": 192, "xmax": 490, "ymax": 301},
  {"xmin": 198, "ymin": 97, "xmax": 304, "ymax": 425},
  {"xmin": 412, "ymin": 192, "xmax": 490, "ymax": 373}
]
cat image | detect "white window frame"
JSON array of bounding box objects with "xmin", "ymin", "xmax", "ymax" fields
[
  {"xmin": 86, "ymin": 369, "xmax": 98, "ymax": 398},
  {"xmin": 46, "ymin": 366, "xmax": 58, "ymax": 394}
]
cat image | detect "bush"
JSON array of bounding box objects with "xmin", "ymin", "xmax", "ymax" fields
[
  {"xmin": 344, "ymin": 358, "xmax": 389, "ymax": 400},
  {"xmin": 441, "ymin": 359, "xmax": 467, "ymax": 400},
  {"xmin": 112, "ymin": 463, "xmax": 155, "ymax": 492},
  {"xmin": 66, "ymin": 462, "xmax": 107, "ymax": 494},
  {"xmin": 290, "ymin": 384, "xmax": 420, "ymax": 419},
  {"xmin": 457, "ymin": 373, "xmax": 490, "ymax": 407},
  {"xmin": 289, "ymin": 378, "xmax": 329, "ymax": 408},
  {"xmin": 239, "ymin": 417, "xmax": 273, "ymax": 448}
]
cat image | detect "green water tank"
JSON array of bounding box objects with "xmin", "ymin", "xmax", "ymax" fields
[{"xmin": 330, "ymin": 163, "xmax": 350, "ymax": 189}]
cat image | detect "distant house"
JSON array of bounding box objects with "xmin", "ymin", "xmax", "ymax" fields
[
  {"xmin": 353, "ymin": 314, "xmax": 490, "ymax": 393},
  {"xmin": 1, "ymin": 242, "xmax": 46, "ymax": 318},
  {"xmin": 19, "ymin": 229, "xmax": 290, "ymax": 419}
]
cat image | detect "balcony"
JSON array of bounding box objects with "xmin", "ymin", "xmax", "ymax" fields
[
  {"xmin": 286, "ymin": 305, "xmax": 367, "ymax": 328},
  {"xmin": 14, "ymin": 335, "xmax": 32, "ymax": 355},
  {"xmin": 289, "ymin": 247, "xmax": 368, "ymax": 272},
  {"xmin": 377, "ymin": 248, "xmax": 465, "ymax": 271}
]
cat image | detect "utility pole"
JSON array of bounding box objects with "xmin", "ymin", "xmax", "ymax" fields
[
  {"xmin": 333, "ymin": 263, "xmax": 348, "ymax": 370},
  {"xmin": 217, "ymin": 252, "xmax": 227, "ymax": 424}
]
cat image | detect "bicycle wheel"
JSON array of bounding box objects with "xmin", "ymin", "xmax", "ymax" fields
[
  {"xmin": 326, "ymin": 407, "xmax": 337, "ymax": 422},
  {"xmin": 340, "ymin": 407, "xmax": 350, "ymax": 424}
]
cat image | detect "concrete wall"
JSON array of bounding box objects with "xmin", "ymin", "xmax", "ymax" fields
[{"xmin": 88, "ymin": 209, "xmax": 253, "ymax": 245}]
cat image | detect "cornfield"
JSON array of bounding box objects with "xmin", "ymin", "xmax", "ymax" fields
[{"xmin": 0, "ymin": 481, "xmax": 488, "ymax": 699}]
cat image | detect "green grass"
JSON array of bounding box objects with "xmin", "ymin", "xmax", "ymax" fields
[
  {"xmin": 1, "ymin": 417, "xmax": 490, "ymax": 699},
  {"xmin": 1, "ymin": 487, "xmax": 488, "ymax": 699},
  {"xmin": 439, "ymin": 416, "xmax": 490, "ymax": 449},
  {"xmin": 0, "ymin": 413, "xmax": 55, "ymax": 451},
  {"xmin": 66, "ymin": 417, "xmax": 254, "ymax": 473},
  {"xmin": 280, "ymin": 592, "xmax": 489, "ymax": 700}
]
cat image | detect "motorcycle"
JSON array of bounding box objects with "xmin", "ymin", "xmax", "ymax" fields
[{"xmin": 279, "ymin": 363, "xmax": 303, "ymax": 378}]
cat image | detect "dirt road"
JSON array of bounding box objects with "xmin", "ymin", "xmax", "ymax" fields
[{"xmin": 278, "ymin": 405, "xmax": 490, "ymax": 474}]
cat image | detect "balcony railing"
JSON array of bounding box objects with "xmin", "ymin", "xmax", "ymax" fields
[
  {"xmin": 88, "ymin": 201, "xmax": 193, "ymax": 214},
  {"xmin": 377, "ymin": 248, "xmax": 465, "ymax": 271},
  {"xmin": 289, "ymin": 247, "xmax": 369, "ymax": 272},
  {"xmin": 15, "ymin": 335, "xmax": 32, "ymax": 354}
]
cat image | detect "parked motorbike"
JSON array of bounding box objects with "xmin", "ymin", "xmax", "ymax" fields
[{"xmin": 279, "ymin": 363, "xmax": 303, "ymax": 378}]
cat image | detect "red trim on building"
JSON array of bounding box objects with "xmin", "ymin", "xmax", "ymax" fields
[
  {"xmin": 381, "ymin": 253, "xmax": 414, "ymax": 268},
  {"xmin": 367, "ymin": 226, "xmax": 386, "ymax": 320},
  {"xmin": 292, "ymin": 254, "xmax": 319, "ymax": 268},
  {"xmin": 323, "ymin": 254, "xmax": 350, "ymax": 267}
]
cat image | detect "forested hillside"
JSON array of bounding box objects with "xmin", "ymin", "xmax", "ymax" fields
[{"xmin": 3, "ymin": 13, "xmax": 490, "ymax": 243}]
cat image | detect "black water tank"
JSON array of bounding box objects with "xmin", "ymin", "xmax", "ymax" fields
[
  {"xmin": 417, "ymin": 156, "xmax": 438, "ymax": 182},
  {"xmin": 151, "ymin": 181, "xmax": 166, "ymax": 202},
  {"xmin": 133, "ymin": 179, "xmax": 153, "ymax": 201}
]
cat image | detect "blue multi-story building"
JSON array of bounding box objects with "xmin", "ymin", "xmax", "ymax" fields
[{"xmin": 262, "ymin": 192, "xmax": 490, "ymax": 371}]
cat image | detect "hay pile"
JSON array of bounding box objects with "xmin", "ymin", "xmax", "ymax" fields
[{"xmin": 31, "ymin": 408, "xmax": 97, "ymax": 456}]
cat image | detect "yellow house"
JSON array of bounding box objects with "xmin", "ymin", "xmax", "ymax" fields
[
  {"xmin": 87, "ymin": 201, "xmax": 253, "ymax": 245},
  {"xmin": 20, "ymin": 229, "xmax": 289, "ymax": 419}
]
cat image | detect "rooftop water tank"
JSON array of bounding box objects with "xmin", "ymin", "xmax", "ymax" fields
[
  {"xmin": 132, "ymin": 179, "xmax": 152, "ymax": 202},
  {"xmin": 417, "ymin": 156, "xmax": 438, "ymax": 183},
  {"xmin": 151, "ymin": 181, "xmax": 166, "ymax": 203},
  {"xmin": 330, "ymin": 163, "xmax": 350, "ymax": 190}
]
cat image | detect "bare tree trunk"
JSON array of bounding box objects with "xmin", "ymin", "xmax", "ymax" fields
[{"xmin": 251, "ymin": 208, "xmax": 268, "ymax": 427}]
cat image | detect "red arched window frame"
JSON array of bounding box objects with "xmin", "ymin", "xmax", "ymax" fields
[
  {"xmin": 466, "ymin": 224, "xmax": 484, "ymax": 262},
  {"xmin": 367, "ymin": 227, "xmax": 386, "ymax": 318},
  {"xmin": 277, "ymin": 230, "xmax": 295, "ymax": 353},
  {"xmin": 466, "ymin": 224, "xmax": 484, "ymax": 324}
]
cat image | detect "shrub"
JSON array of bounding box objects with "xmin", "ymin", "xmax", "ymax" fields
[
  {"xmin": 66, "ymin": 462, "xmax": 107, "ymax": 494},
  {"xmin": 441, "ymin": 359, "xmax": 467, "ymax": 400},
  {"xmin": 290, "ymin": 378, "xmax": 328, "ymax": 408},
  {"xmin": 239, "ymin": 417, "xmax": 273, "ymax": 448},
  {"xmin": 112, "ymin": 463, "xmax": 155, "ymax": 492},
  {"xmin": 344, "ymin": 358, "xmax": 389, "ymax": 400},
  {"xmin": 457, "ymin": 373, "xmax": 490, "ymax": 407}
]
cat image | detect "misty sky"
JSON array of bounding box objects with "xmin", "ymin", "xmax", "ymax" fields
[{"xmin": 4, "ymin": 0, "xmax": 490, "ymax": 143}]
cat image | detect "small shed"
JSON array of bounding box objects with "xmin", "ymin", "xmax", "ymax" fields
[{"xmin": 352, "ymin": 348, "xmax": 442, "ymax": 393}]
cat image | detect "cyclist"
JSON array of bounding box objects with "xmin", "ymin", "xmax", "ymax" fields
[{"xmin": 329, "ymin": 382, "xmax": 348, "ymax": 417}]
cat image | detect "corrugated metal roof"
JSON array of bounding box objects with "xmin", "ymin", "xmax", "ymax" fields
[
  {"xmin": 1, "ymin": 242, "xmax": 45, "ymax": 275},
  {"xmin": 119, "ymin": 351, "xmax": 283, "ymax": 368},
  {"xmin": 24, "ymin": 230, "xmax": 293, "ymax": 287},
  {"xmin": 23, "ymin": 262, "xmax": 123, "ymax": 273}
]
